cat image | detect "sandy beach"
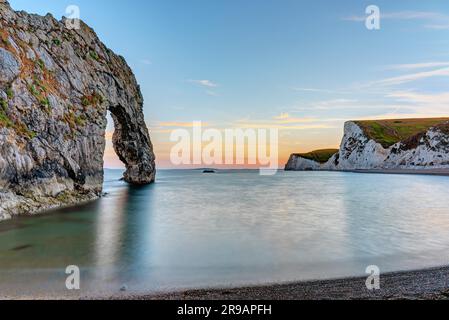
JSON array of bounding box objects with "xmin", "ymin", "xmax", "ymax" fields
[
  {"xmin": 130, "ymin": 266, "xmax": 449, "ymax": 300},
  {"xmin": 1, "ymin": 265, "xmax": 449, "ymax": 300}
]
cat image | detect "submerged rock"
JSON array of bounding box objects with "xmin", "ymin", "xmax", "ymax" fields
[{"xmin": 0, "ymin": 0, "xmax": 155, "ymax": 220}]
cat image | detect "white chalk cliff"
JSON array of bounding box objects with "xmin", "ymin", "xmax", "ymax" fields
[{"xmin": 285, "ymin": 120, "xmax": 449, "ymax": 171}]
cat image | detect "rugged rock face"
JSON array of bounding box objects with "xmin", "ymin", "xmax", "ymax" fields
[
  {"xmin": 0, "ymin": 1, "xmax": 155, "ymax": 220},
  {"xmin": 326, "ymin": 121, "xmax": 389, "ymax": 170},
  {"xmin": 284, "ymin": 155, "xmax": 321, "ymax": 171},
  {"xmin": 285, "ymin": 120, "xmax": 449, "ymax": 171}
]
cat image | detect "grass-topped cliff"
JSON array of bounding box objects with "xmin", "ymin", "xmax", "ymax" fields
[
  {"xmin": 286, "ymin": 117, "xmax": 449, "ymax": 171},
  {"xmin": 355, "ymin": 118, "xmax": 449, "ymax": 148},
  {"xmin": 292, "ymin": 149, "xmax": 339, "ymax": 164}
]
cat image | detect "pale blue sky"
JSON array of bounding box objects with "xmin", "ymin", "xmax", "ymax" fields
[{"xmin": 8, "ymin": 0, "xmax": 449, "ymax": 166}]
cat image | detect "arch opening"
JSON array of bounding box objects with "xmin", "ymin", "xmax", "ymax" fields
[
  {"xmin": 104, "ymin": 104, "xmax": 156, "ymax": 185},
  {"xmin": 104, "ymin": 112, "xmax": 125, "ymax": 170}
]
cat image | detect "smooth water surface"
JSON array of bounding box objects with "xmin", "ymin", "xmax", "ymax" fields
[{"xmin": 1, "ymin": 169, "xmax": 449, "ymax": 297}]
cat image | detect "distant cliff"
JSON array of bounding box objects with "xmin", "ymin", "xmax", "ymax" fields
[
  {"xmin": 285, "ymin": 149, "xmax": 338, "ymax": 171},
  {"xmin": 285, "ymin": 118, "xmax": 449, "ymax": 171},
  {"xmin": 0, "ymin": 1, "xmax": 155, "ymax": 220}
]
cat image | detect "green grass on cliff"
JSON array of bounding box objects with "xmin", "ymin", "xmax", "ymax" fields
[
  {"xmin": 0, "ymin": 98, "xmax": 13, "ymax": 127},
  {"xmin": 355, "ymin": 118, "xmax": 449, "ymax": 148},
  {"xmin": 293, "ymin": 149, "xmax": 339, "ymax": 163},
  {"xmin": 0, "ymin": 97, "xmax": 37, "ymax": 139}
]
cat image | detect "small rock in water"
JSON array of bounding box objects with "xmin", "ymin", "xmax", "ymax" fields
[
  {"xmin": 11, "ymin": 244, "xmax": 33, "ymax": 251},
  {"xmin": 120, "ymin": 285, "xmax": 128, "ymax": 292}
]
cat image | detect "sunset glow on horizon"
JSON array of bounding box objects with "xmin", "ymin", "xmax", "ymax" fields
[{"xmin": 13, "ymin": 0, "xmax": 447, "ymax": 169}]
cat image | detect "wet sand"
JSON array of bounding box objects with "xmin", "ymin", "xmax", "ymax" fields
[
  {"xmin": 131, "ymin": 266, "xmax": 449, "ymax": 300},
  {"xmin": 1, "ymin": 266, "xmax": 449, "ymax": 300}
]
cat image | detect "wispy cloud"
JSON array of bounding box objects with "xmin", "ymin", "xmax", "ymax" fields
[
  {"xmin": 274, "ymin": 113, "xmax": 290, "ymax": 120},
  {"xmin": 140, "ymin": 59, "xmax": 152, "ymax": 65},
  {"xmin": 206, "ymin": 90, "xmax": 219, "ymax": 96},
  {"xmin": 426, "ymin": 24, "xmax": 449, "ymax": 30},
  {"xmin": 233, "ymin": 121, "xmax": 334, "ymax": 131},
  {"xmin": 386, "ymin": 62, "xmax": 449, "ymax": 70},
  {"xmin": 344, "ymin": 11, "xmax": 445, "ymax": 21},
  {"xmin": 232, "ymin": 114, "xmax": 339, "ymax": 130},
  {"xmin": 297, "ymin": 99, "xmax": 359, "ymax": 110},
  {"xmin": 344, "ymin": 10, "xmax": 449, "ymax": 30},
  {"xmin": 290, "ymin": 97, "xmax": 410, "ymax": 112},
  {"xmin": 273, "ymin": 113, "xmax": 317, "ymax": 124},
  {"xmin": 292, "ymin": 87, "xmax": 348, "ymax": 94},
  {"xmin": 384, "ymin": 90, "xmax": 449, "ymax": 117},
  {"xmin": 156, "ymin": 121, "xmax": 210, "ymax": 128},
  {"xmin": 188, "ymin": 79, "xmax": 218, "ymax": 88},
  {"xmin": 375, "ymin": 67, "xmax": 449, "ymax": 86},
  {"xmin": 387, "ymin": 91, "xmax": 449, "ymax": 105}
]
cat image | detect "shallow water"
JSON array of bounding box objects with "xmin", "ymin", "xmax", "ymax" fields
[{"xmin": 1, "ymin": 169, "xmax": 449, "ymax": 297}]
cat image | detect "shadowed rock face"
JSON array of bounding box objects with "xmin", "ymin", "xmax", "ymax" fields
[{"xmin": 0, "ymin": 1, "xmax": 155, "ymax": 220}]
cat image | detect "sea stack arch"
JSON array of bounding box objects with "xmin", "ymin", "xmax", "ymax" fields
[{"xmin": 0, "ymin": 0, "xmax": 155, "ymax": 220}]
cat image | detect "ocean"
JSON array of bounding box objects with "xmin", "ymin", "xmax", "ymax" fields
[{"xmin": 1, "ymin": 169, "xmax": 449, "ymax": 297}]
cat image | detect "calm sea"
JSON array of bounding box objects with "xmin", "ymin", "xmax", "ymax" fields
[{"xmin": 1, "ymin": 169, "xmax": 449, "ymax": 297}]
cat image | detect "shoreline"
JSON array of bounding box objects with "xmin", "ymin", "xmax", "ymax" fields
[
  {"xmin": 2, "ymin": 265, "xmax": 449, "ymax": 300},
  {"xmin": 126, "ymin": 265, "xmax": 449, "ymax": 300},
  {"xmin": 285, "ymin": 168, "xmax": 449, "ymax": 177},
  {"xmin": 348, "ymin": 169, "xmax": 449, "ymax": 176}
]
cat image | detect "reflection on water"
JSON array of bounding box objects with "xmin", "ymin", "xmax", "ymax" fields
[{"xmin": 1, "ymin": 169, "xmax": 449, "ymax": 297}]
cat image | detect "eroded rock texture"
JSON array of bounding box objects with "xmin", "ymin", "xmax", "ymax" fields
[
  {"xmin": 284, "ymin": 155, "xmax": 321, "ymax": 171},
  {"xmin": 285, "ymin": 120, "xmax": 449, "ymax": 171},
  {"xmin": 0, "ymin": 1, "xmax": 155, "ymax": 220}
]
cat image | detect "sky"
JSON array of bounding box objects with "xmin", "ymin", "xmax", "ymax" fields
[{"xmin": 8, "ymin": 0, "xmax": 449, "ymax": 168}]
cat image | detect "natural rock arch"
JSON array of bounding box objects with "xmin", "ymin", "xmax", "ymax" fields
[
  {"xmin": 0, "ymin": 1, "xmax": 155, "ymax": 220},
  {"xmin": 109, "ymin": 103, "xmax": 155, "ymax": 185}
]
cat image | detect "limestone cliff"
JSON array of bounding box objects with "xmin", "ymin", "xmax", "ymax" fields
[
  {"xmin": 285, "ymin": 119, "xmax": 449, "ymax": 171},
  {"xmin": 0, "ymin": 1, "xmax": 155, "ymax": 220},
  {"xmin": 285, "ymin": 149, "xmax": 338, "ymax": 171},
  {"xmin": 285, "ymin": 155, "xmax": 322, "ymax": 171}
]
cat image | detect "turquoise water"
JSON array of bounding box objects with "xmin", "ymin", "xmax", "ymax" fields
[{"xmin": 1, "ymin": 169, "xmax": 449, "ymax": 297}]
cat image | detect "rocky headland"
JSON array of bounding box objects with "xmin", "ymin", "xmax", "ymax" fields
[
  {"xmin": 0, "ymin": 0, "xmax": 155, "ymax": 221},
  {"xmin": 286, "ymin": 118, "xmax": 449, "ymax": 172}
]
